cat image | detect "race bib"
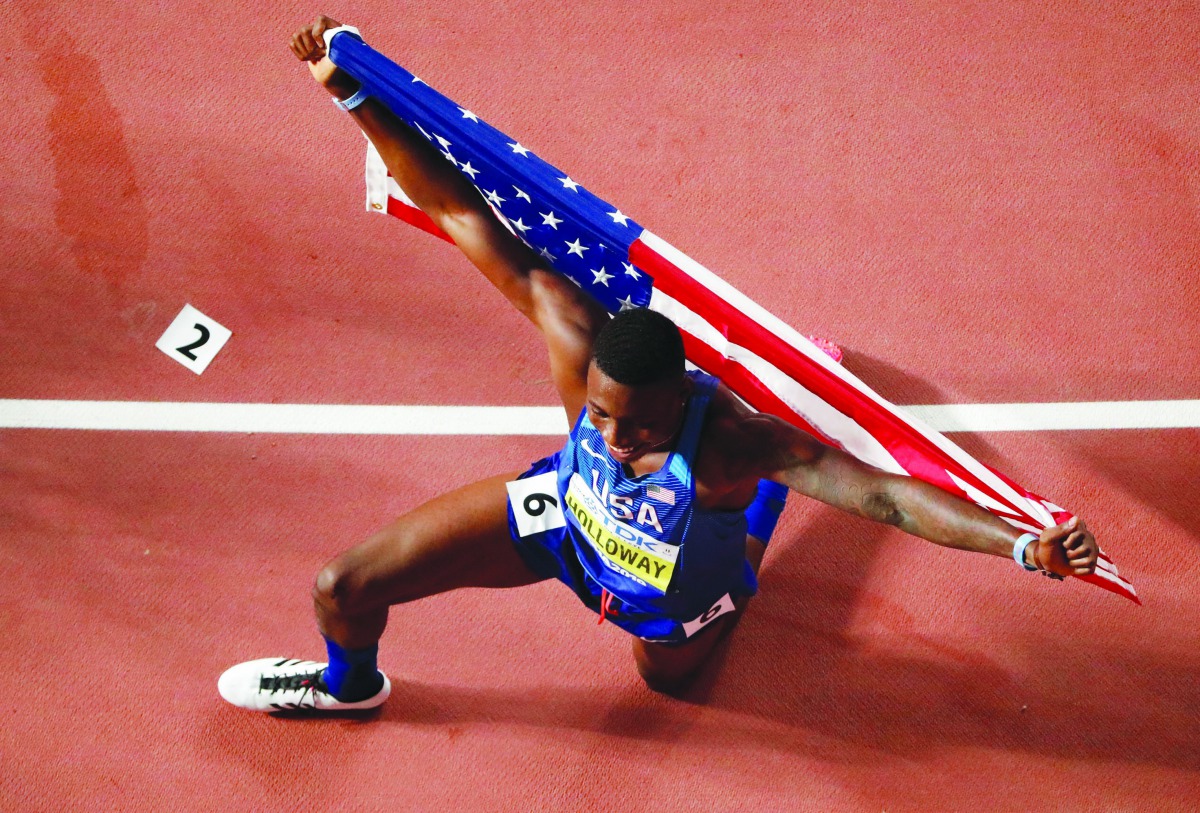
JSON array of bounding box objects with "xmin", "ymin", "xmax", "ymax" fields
[
  {"xmin": 681, "ymin": 593, "xmax": 736, "ymax": 638},
  {"xmin": 564, "ymin": 473, "xmax": 679, "ymax": 592},
  {"xmin": 506, "ymin": 471, "xmax": 566, "ymax": 538}
]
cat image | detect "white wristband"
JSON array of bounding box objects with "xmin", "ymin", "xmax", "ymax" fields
[
  {"xmin": 332, "ymin": 86, "xmax": 370, "ymax": 112},
  {"xmin": 1013, "ymin": 533, "xmax": 1039, "ymax": 571},
  {"xmin": 320, "ymin": 25, "xmax": 363, "ymax": 59}
]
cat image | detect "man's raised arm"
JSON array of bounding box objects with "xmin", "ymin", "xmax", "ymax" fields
[{"xmin": 289, "ymin": 16, "xmax": 609, "ymax": 419}]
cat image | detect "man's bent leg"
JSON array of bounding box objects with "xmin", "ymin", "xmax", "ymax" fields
[
  {"xmin": 632, "ymin": 479, "xmax": 785, "ymax": 693},
  {"xmin": 631, "ymin": 535, "xmax": 767, "ymax": 694},
  {"xmin": 220, "ymin": 472, "xmax": 547, "ymax": 711},
  {"xmin": 314, "ymin": 471, "xmax": 546, "ymax": 646}
]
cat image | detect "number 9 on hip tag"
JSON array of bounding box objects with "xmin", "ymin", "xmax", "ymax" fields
[{"xmin": 156, "ymin": 304, "xmax": 232, "ymax": 375}]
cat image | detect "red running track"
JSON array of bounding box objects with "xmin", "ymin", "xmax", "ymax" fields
[{"xmin": 3, "ymin": 1, "xmax": 1199, "ymax": 810}]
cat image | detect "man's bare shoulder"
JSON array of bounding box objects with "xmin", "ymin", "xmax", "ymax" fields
[{"xmin": 694, "ymin": 384, "xmax": 822, "ymax": 499}]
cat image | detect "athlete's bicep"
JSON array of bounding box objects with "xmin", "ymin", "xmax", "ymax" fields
[
  {"xmin": 442, "ymin": 209, "xmax": 609, "ymax": 417},
  {"xmin": 532, "ymin": 270, "xmax": 609, "ymax": 420},
  {"xmin": 440, "ymin": 208, "xmax": 547, "ymax": 317},
  {"xmin": 758, "ymin": 416, "xmax": 906, "ymax": 525}
]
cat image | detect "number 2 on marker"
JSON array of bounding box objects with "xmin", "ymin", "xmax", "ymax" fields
[{"xmin": 175, "ymin": 323, "xmax": 210, "ymax": 360}]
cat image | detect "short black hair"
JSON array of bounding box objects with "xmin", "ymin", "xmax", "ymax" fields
[{"xmin": 591, "ymin": 308, "xmax": 685, "ymax": 386}]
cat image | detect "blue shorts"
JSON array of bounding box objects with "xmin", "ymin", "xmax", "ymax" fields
[{"xmin": 506, "ymin": 454, "xmax": 746, "ymax": 645}]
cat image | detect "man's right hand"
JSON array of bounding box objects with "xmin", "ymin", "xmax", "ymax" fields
[
  {"xmin": 1030, "ymin": 516, "xmax": 1098, "ymax": 578},
  {"xmin": 289, "ymin": 15, "xmax": 360, "ymax": 99}
]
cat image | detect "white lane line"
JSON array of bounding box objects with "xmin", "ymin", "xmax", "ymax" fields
[
  {"xmin": 901, "ymin": 400, "xmax": 1200, "ymax": 432},
  {"xmin": 0, "ymin": 399, "xmax": 1198, "ymax": 435},
  {"xmin": 0, "ymin": 401, "xmax": 569, "ymax": 435}
]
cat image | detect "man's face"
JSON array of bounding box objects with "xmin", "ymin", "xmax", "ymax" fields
[{"xmin": 585, "ymin": 362, "xmax": 690, "ymax": 464}]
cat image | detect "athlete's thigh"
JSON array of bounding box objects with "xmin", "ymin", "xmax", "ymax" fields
[
  {"xmin": 631, "ymin": 601, "xmax": 746, "ymax": 689},
  {"xmin": 631, "ymin": 536, "xmax": 766, "ymax": 688},
  {"xmin": 334, "ymin": 471, "xmax": 547, "ymax": 604}
]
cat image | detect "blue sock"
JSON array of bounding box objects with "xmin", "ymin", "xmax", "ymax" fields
[
  {"xmin": 745, "ymin": 480, "xmax": 788, "ymax": 544},
  {"xmin": 323, "ymin": 637, "xmax": 384, "ymax": 701}
]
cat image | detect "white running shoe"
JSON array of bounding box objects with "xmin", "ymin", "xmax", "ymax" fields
[{"xmin": 218, "ymin": 658, "xmax": 391, "ymax": 712}]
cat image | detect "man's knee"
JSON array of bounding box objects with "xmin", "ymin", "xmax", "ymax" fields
[
  {"xmin": 314, "ymin": 558, "xmax": 356, "ymax": 616},
  {"xmin": 633, "ymin": 638, "xmax": 712, "ymax": 695},
  {"xmin": 313, "ymin": 551, "xmax": 389, "ymax": 618},
  {"xmin": 313, "ymin": 518, "xmax": 435, "ymax": 616},
  {"xmin": 632, "ymin": 606, "xmax": 747, "ymax": 694},
  {"xmin": 635, "ymin": 658, "xmax": 695, "ymax": 695}
]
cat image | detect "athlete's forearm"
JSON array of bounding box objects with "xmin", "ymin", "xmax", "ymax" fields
[
  {"xmin": 348, "ymin": 97, "xmax": 491, "ymax": 229},
  {"xmin": 883, "ymin": 476, "xmax": 1024, "ymax": 560},
  {"xmin": 298, "ymin": 22, "xmax": 551, "ymax": 320}
]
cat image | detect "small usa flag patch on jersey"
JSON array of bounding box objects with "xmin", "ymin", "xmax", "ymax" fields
[{"xmin": 646, "ymin": 484, "xmax": 676, "ymax": 505}]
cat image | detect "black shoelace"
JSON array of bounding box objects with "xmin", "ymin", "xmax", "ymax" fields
[{"xmin": 258, "ymin": 660, "xmax": 327, "ymax": 709}]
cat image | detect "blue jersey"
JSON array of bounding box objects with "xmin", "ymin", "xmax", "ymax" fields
[{"xmin": 555, "ymin": 371, "xmax": 757, "ymax": 621}]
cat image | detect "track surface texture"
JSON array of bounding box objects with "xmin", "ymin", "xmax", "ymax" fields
[{"xmin": 3, "ymin": 2, "xmax": 1198, "ymax": 811}]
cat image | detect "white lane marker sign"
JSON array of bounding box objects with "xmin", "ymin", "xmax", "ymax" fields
[{"xmin": 155, "ymin": 304, "xmax": 232, "ymax": 375}]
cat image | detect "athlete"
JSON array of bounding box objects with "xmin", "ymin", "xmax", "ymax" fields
[{"xmin": 218, "ymin": 16, "xmax": 1100, "ymax": 711}]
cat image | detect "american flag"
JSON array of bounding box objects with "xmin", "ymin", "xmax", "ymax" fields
[
  {"xmin": 327, "ymin": 29, "xmax": 1137, "ymax": 603},
  {"xmin": 646, "ymin": 484, "xmax": 677, "ymax": 506}
]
